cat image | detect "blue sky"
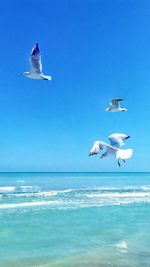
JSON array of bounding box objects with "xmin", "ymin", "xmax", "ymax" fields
[{"xmin": 0, "ymin": 0, "xmax": 149, "ymax": 172}]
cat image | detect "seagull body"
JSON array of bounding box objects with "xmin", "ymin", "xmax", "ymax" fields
[
  {"xmin": 23, "ymin": 43, "xmax": 51, "ymax": 81},
  {"xmin": 89, "ymin": 133, "xmax": 133, "ymax": 166},
  {"xmin": 105, "ymin": 98, "xmax": 127, "ymax": 112}
]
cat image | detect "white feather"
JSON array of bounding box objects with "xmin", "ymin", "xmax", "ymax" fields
[
  {"xmin": 116, "ymin": 149, "xmax": 133, "ymax": 160},
  {"xmin": 109, "ymin": 133, "xmax": 129, "ymax": 148},
  {"xmin": 89, "ymin": 133, "xmax": 133, "ymax": 166},
  {"xmin": 24, "ymin": 43, "xmax": 52, "ymax": 80}
]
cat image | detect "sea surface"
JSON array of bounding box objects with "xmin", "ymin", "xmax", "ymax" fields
[{"xmin": 0, "ymin": 172, "xmax": 150, "ymax": 267}]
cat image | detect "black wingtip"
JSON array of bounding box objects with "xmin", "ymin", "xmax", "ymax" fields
[
  {"xmin": 119, "ymin": 98, "xmax": 124, "ymax": 102},
  {"xmin": 31, "ymin": 43, "xmax": 40, "ymax": 56},
  {"xmin": 35, "ymin": 43, "xmax": 39, "ymax": 50},
  {"xmin": 126, "ymin": 135, "xmax": 130, "ymax": 140}
]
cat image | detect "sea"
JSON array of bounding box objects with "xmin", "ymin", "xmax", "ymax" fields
[{"xmin": 0, "ymin": 172, "xmax": 150, "ymax": 267}]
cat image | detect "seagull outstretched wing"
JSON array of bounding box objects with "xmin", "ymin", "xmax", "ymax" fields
[
  {"xmin": 89, "ymin": 141, "xmax": 113, "ymax": 156},
  {"xmin": 30, "ymin": 43, "xmax": 42, "ymax": 74},
  {"xmin": 89, "ymin": 141, "xmax": 103, "ymax": 156},
  {"xmin": 109, "ymin": 133, "xmax": 130, "ymax": 148}
]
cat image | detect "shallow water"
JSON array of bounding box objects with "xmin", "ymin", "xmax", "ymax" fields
[{"xmin": 0, "ymin": 172, "xmax": 150, "ymax": 267}]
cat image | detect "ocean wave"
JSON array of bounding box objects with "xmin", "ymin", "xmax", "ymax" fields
[
  {"xmin": 57, "ymin": 189, "xmax": 75, "ymax": 193},
  {"xmin": 1, "ymin": 185, "xmax": 150, "ymax": 195},
  {"xmin": 19, "ymin": 185, "xmax": 40, "ymax": 190},
  {"xmin": 1, "ymin": 184, "xmax": 150, "ymax": 211},
  {"xmin": 85, "ymin": 185, "xmax": 150, "ymax": 192},
  {"xmin": 19, "ymin": 186, "xmax": 34, "ymax": 189},
  {"xmin": 0, "ymin": 188, "xmax": 75, "ymax": 198},
  {"xmin": 85, "ymin": 192, "xmax": 150, "ymax": 198},
  {"xmin": 0, "ymin": 185, "xmax": 41, "ymax": 193},
  {"xmin": 1, "ymin": 195, "xmax": 150, "ymax": 211},
  {"xmin": 0, "ymin": 186, "xmax": 16, "ymax": 192},
  {"xmin": 0, "ymin": 200, "xmax": 60, "ymax": 209},
  {"xmin": 0, "ymin": 191, "xmax": 58, "ymax": 199}
]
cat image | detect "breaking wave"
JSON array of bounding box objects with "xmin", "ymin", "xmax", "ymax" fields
[{"xmin": 0, "ymin": 184, "xmax": 150, "ymax": 211}]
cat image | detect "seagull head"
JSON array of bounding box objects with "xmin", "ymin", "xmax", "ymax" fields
[{"xmin": 105, "ymin": 108, "xmax": 110, "ymax": 112}]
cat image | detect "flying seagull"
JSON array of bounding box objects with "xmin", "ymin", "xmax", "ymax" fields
[
  {"xmin": 105, "ymin": 98, "xmax": 127, "ymax": 112},
  {"xmin": 89, "ymin": 133, "xmax": 133, "ymax": 166},
  {"xmin": 23, "ymin": 43, "xmax": 52, "ymax": 80}
]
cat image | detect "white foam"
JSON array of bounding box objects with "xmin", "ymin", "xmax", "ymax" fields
[
  {"xmin": 90, "ymin": 185, "xmax": 150, "ymax": 192},
  {"xmin": 16, "ymin": 180, "xmax": 25, "ymax": 183},
  {"xmin": 141, "ymin": 185, "xmax": 150, "ymax": 191},
  {"xmin": 91, "ymin": 186, "xmax": 122, "ymax": 191},
  {"xmin": 1, "ymin": 191, "xmax": 58, "ymax": 198},
  {"xmin": 85, "ymin": 192, "xmax": 150, "ymax": 198},
  {"xmin": 19, "ymin": 186, "xmax": 40, "ymax": 192},
  {"xmin": 20, "ymin": 186, "xmax": 38, "ymax": 189},
  {"xmin": 0, "ymin": 196, "xmax": 150, "ymax": 210},
  {"xmin": 56, "ymin": 189, "xmax": 74, "ymax": 193},
  {"xmin": 0, "ymin": 200, "xmax": 60, "ymax": 209},
  {"xmin": 115, "ymin": 241, "xmax": 128, "ymax": 250},
  {"xmin": 35, "ymin": 191, "xmax": 57, "ymax": 196},
  {"xmin": 0, "ymin": 186, "xmax": 16, "ymax": 192}
]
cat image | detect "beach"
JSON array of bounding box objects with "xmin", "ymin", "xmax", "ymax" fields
[{"xmin": 0, "ymin": 172, "xmax": 150, "ymax": 267}]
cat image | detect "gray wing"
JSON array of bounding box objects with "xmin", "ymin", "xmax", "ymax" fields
[
  {"xmin": 30, "ymin": 43, "xmax": 42, "ymax": 74},
  {"xmin": 89, "ymin": 141, "xmax": 103, "ymax": 156},
  {"xmin": 110, "ymin": 98, "xmax": 124, "ymax": 108},
  {"xmin": 89, "ymin": 141, "xmax": 114, "ymax": 156},
  {"xmin": 109, "ymin": 133, "xmax": 130, "ymax": 148}
]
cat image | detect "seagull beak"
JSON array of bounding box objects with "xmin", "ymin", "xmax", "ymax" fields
[{"xmin": 126, "ymin": 135, "xmax": 130, "ymax": 140}]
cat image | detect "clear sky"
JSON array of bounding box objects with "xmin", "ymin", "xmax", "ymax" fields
[{"xmin": 0, "ymin": 0, "xmax": 149, "ymax": 172}]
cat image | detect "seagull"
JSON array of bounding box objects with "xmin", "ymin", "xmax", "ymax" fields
[
  {"xmin": 23, "ymin": 43, "xmax": 52, "ymax": 80},
  {"xmin": 89, "ymin": 133, "xmax": 133, "ymax": 166},
  {"xmin": 105, "ymin": 98, "xmax": 127, "ymax": 112}
]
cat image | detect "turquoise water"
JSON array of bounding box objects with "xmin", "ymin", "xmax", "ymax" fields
[{"xmin": 0, "ymin": 172, "xmax": 150, "ymax": 267}]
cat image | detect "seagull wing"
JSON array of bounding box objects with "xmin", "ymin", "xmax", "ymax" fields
[
  {"xmin": 30, "ymin": 43, "xmax": 42, "ymax": 74},
  {"xmin": 116, "ymin": 148, "xmax": 133, "ymax": 160},
  {"xmin": 110, "ymin": 98, "xmax": 124, "ymax": 108},
  {"xmin": 89, "ymin": 141, "xmax": 109, "ymax": 156},
  {"xmin": 109, "ymin": 133, "xmax": 130, "ymax": 148}
]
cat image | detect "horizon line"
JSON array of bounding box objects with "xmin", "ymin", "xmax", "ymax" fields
[{"xmin": 0, "ymin": 171, "xmax": 149, "ymax": 174}]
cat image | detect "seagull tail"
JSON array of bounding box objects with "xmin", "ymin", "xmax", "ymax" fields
[
  {"xmin": 42, "ymin": 75, "xmax": 52, "ymax": 81},
  {"xmin": 116, "ymin": 148, "xmax": 133, "ymax": 160}
]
